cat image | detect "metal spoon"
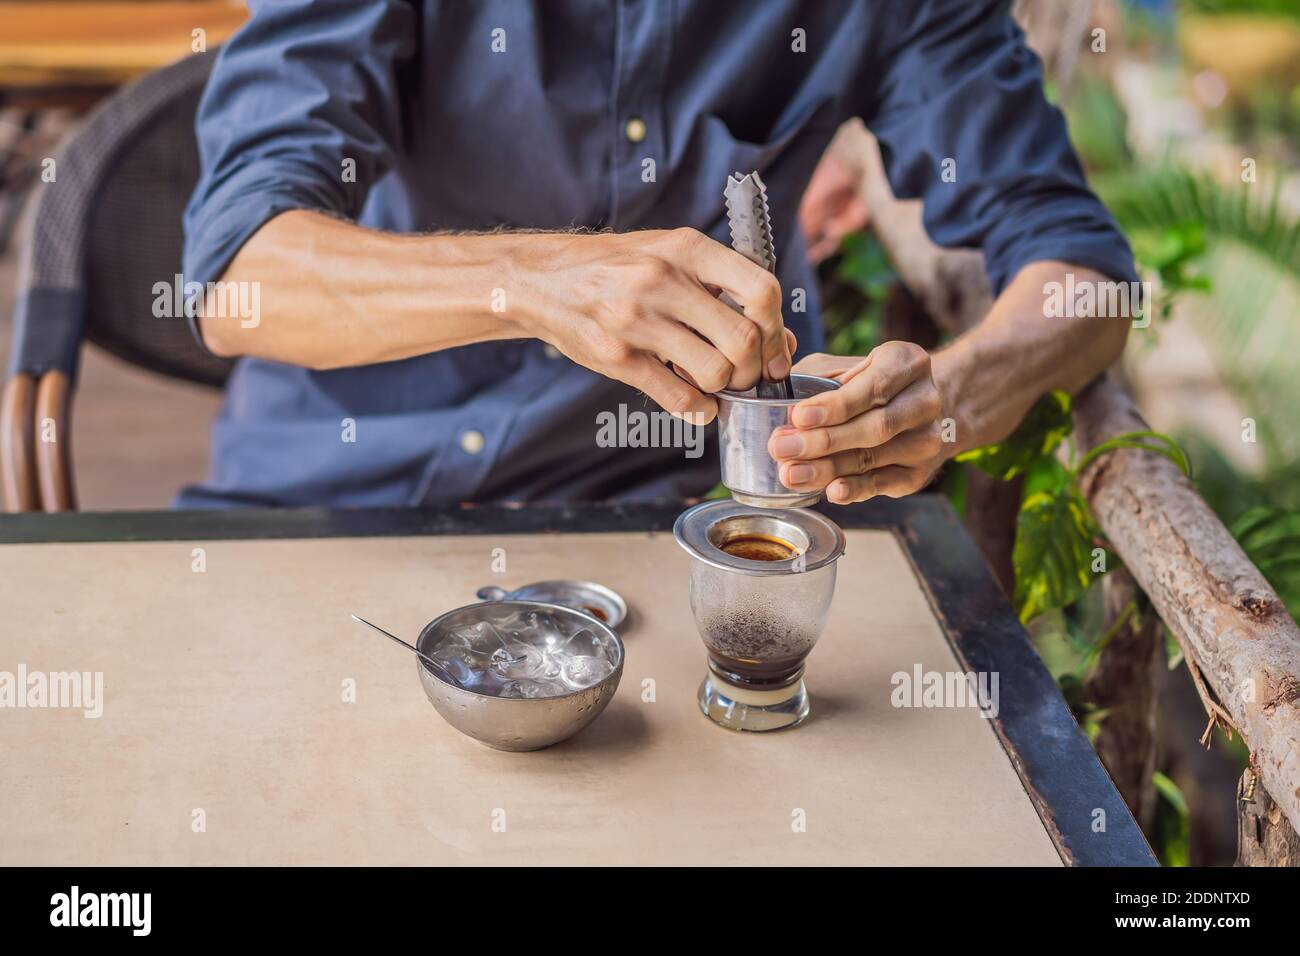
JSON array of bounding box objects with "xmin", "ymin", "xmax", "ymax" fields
[{"xmin": 350, "ymin": 613, "xmax": 464, "ymax": 688}]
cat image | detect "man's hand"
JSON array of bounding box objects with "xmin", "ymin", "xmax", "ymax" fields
[
  {"xmin": 515, "ymin": 228, "xmax": 792, "ymax": 425},
  {"xmin": 798, "ymin": 147, "xmax": 870, "ymax": 265},
  {"xmin": 768, "ymin": 341, "xmax": 946, "ymax": 504}
]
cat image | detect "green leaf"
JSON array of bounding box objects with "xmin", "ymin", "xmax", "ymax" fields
[
  {"xmin": 1165, "ymin": 626, "xmax": 1184, "ymax": 671},
  {"xmin": 1097, "ymin": 166, "xmax": 1300, "ymax": 285},
  {"xmin": 827, "ymin": 311, "xmax": 879, "ymax": 357},
  {"xmin": 704, "ymin": 482, "xmax": 731, "ymax": 501},
  {"xmin": 1012, "ymin": 487, "xmax": 1098, "ymax": 623},
  {"xmin": 1231, "ymin": 505, "xmax": 1300, "ymax": 622},
  {"xmin": 818, "ymin": 231, "xmax": 891, "ymax": 358},
  {"xmin": 1060, "ymin": 73, "xmax": 1131, "ymax": 173},
  {"xmin": 833, "ymin": 231, "xmax": 895, "ymax": 298},
  {"xmin": 1077, "ymin": 599, "xmax": 1137, "ymax": 679},
  {"xmin": 956, "ymin": 390, "xmax": 1073, "ymax": 481},
  {"xmin": 1022, "ymin": 453, "xmax": 1071, "ymax": 498},
  {"xmin": 1152, "ymin": 771, "xmax": 1189, "ymax": 816},
  {"xmin": 1182, "ymin": 0, "xmax": 1300, "ymax": 21},
  {"xmin": 1075, "ymin": 430, "xmax": 1191, "ymax": 480},
  {"xmin": 1152, "ymin": 771, "xmax": 1190, "ymax": 868}
]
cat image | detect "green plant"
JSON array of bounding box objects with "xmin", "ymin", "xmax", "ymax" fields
[
  {"xmin": 1152, "ymin": 771, "xmax": 1191, "ymax": 867},
  {"xmin": 1095, "ymin": 167, "xmax": 1300, "ymax": 280},
  {"xmin": 1063, "ymin": 73, "xmax": 1134, "ymax": 175},
  {"xmin": 1179, "ymin": 430, "xmax": 1300, "ymax": 524},
  {"xmin": 1093, "ymin": 167, "xmax": 1300, "ymax": 465},
  {"xmin": 1069, "ymin": 70, "xmax": 1300, "ymax": 322},
  {"xmin": 1127, "ymin": 221, "xmax": 1211, "ymax": 320},
  {"xmin": 1230, "ymin": 507, "xmax": 1300, "ymax": 620},
  {"xmin": 1095, "ymin": 166, "xmax": 1299, "ymax": 320},
  {"xmin": 956, "ymin": 391, "xmax": 1187, "ymax": 623},
  {"xmin": 952, "ymin": 390, "xmax": 1075, "ymax": 481},
  {"xmin": 1180, "ymin": 0, "xmax": 1300, "ymax": 21},
  {"xmin": 818, "ymin": 231, "xmax": 893, "ymax": 356}
]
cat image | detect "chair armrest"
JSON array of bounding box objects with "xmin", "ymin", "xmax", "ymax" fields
[
  {"xmin": 0, "ymin": 373, "xmax": 38, "ymax": 511},
  {"xmin": 33, "ymin": 369, "xmax": 75, "ymax": 511}
]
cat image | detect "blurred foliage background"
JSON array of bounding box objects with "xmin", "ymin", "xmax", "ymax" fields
[{"xmin": 818, "ymin": 0, "xmax": 1300, "ymax": 865}]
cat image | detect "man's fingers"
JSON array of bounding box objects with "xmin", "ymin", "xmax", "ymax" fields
[
  {"xmin": 649, "ymin": 297, "xmax": 796, "ymax": 394},
  {"xmin": 792, "ymin": 350, "xmax": 866, "ymax": 381},
  {"xmin": 657, "ymin": 286, "xmax": 763, "ymax": 390},
  {"xmin": 627, "ymin": 314, "xmax": 736, "ymax": 394},
  {"xmin": 613, "ymin": 354, "xmax": 717, "ymax": 425},
  {"xmin": 826, "ymin": 465, "xmax": 925, "ymax": 504},
  {"xmin": 673, "ymin": 364, "xmax": 701, "ymax": 390},
  {"xmin": 790, "ymin": 341, "xmax": 926, "ymax": 429},
  {"xmin": 779, "ymin": 448, "xmax": 864, "ymax": 491},
  {"xmin": 778, "ymin": 424, "xmax": 944, "ymax": 489},
  {"xmin": 668, "ymin": 229, "xmax": 790, "ymax": 380},
  {"xmin": 770, "ymin": 377, "xmax": 941, "ymax": 460}
]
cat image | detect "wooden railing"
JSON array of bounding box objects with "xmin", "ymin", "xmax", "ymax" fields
[{"xmin": 837, "ymin": 121, "xmax": 1300, "ymax": 863}]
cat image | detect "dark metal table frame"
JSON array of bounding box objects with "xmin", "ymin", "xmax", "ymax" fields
[{"xmin": 0, "ymin": 493, "xmax": 1157, "ymax": 866}]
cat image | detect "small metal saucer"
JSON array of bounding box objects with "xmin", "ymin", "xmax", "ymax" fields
[{"xmin": 475, "ymin": 580, "xmax": 628, "ymax": 631}]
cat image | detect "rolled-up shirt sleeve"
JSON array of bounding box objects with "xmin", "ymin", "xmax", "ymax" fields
[
  {"xmin": 862, "ymin": 0, "xmax": 1138, "ymax": 294},
  {"xmin": 183, "ymin": 0, "xmax": 416, "ymax": 293}
]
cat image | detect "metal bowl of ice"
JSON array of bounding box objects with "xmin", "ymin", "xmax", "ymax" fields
[{"xmin": 415, "ymin": 600, "xmax": 625, "ymax": 752}]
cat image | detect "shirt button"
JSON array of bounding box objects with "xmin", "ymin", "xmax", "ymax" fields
[
  {"xmin": 624, "ymin": 117, "xmax": 647, "ymax": 143},
  {"xmin": 459, "ymin": 430, "xmax": 485, "ymax": 455},
  {"xmin": 543, "ymin": 343, "xmax": 562, "ymax": 360}
]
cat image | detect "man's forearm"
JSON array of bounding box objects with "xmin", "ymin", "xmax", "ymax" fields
[
  {"xmin": 931, "ymin": 260, "xmax": 1131, "ymax": 456},
  {"xmin": 197, "ymin": 210, "xmax": 526, "ymax": 369},
  {"xmin": 197, "ymin": 211, "xmax": 794, "ymax": 421}
]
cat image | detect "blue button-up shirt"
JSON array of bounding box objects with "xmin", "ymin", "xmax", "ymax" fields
[{"xmin": 180, "ymin": 0, "xmax": 1137, "ymax": 508}]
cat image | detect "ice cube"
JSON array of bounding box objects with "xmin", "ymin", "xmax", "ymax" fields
[
  {"xmin": 490, "ymin": 643, "xmax": 544, "ymax": 678},
  {"xmin": 478, "ymin": 619, "xmax": 515, "ymax": 648},
  {"xmin": 496, "ymin": 678, "xmax": 552, "ymax": 699},
  {"xmin": 562, "ymin": 627, "xmax": 605, "ymax": 656},
  {"xmin": 523, "ymin": 609, "xmax": 555, "ymax": 630},
  {"xmin": 430, "ymin": 640, "xmax": 492, "ymax": 684},
  {"xmin": 534, "ymin": 649, "xmax": 564, "ymax": 679},
  {"xmin": 508, "ymin": 610, "xmax": 564, "ymax": 648},
  {"xmin": 561, "ymin": 656, "xmax": 614, "ymax": 690},
  {"xmin": 428, "ymin": 655, "xmax": 478, "ymax": 687},
  {"xmin": 439, "ymin": 626, "xmax": 477, "ymax": 650}
]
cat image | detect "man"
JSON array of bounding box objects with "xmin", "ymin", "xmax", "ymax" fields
[{"xmin": 183, "ymin": 0, "xmax": 1135, "ymax": 509}]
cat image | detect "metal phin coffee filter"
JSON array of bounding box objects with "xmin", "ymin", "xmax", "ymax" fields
[{"xmin": 716, "ymin": 373, "xmax": 841, "ymax": 509}]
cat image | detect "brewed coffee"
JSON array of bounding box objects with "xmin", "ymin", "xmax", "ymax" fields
[
  {"xmin": 719, "ymin": 533, "xmax": 798, "ymax": 562},
  {"xmin": 702, "ymin": 614, "xmax": 813, "ymax": 686}
]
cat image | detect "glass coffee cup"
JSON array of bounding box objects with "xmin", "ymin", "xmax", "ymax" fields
[{"xmin": 674, "ymin": 500, "xmax": 845, "ymax": 731}]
